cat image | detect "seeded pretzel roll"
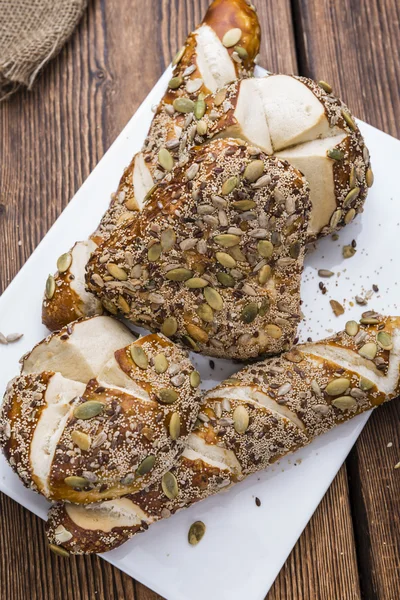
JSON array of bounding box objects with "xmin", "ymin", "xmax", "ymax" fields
[
  {"xmin": 86, "ymin": 138, "xmax": 311, "ymax": 360},
  {"xmin": 0, "ymin": 316, "xmax": 202, "ymax": 504},
  {"xmin": 189, "ymin": 73, "xmax": 372, "ymax": 240},
  {"xmin": 45, "ymin": 316, "xmax": 400, "ymax": 554},
  {"xmin": 41, "ymin": 0, "xmax": 261, "ymax": 332}
]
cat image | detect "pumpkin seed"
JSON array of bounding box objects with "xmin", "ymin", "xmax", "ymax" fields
[
  {"xmin": 64, "ymin": 476, "xmax": 89, "ymax": 488},
  {"xmin": 173, "ymin": 97, "xmax": 195, "ymax": 113},
  {"xmin": 49, "ymin": 544, "xmax": 70, "ymax": 558},
  {"xmin": 318, "ymin": 80, "xmax": 332, "ymax": 93},
  {"xmin": 344, "ymin": 208, "xmax": 356, "ymax": 224},
  {"xmin": 217, "ymin": 272, "xmax": 235, "ymax": 287},
  {"xmin": 107, "ymin": 263, "xmax": 128, "ymax": 281},
  {"xmin": 257, "ymin": 240, "xmax": 273, "ymax": 258},
  {"xmin": 234, "ymin": 46, "xmax": 248, "ymax": 59},
  {"xmin": 233, "ymin": 405, "xmax": 249, "ymax": 434},
  {"xmin": 162, "ymin": 471, "xmax": 179, "ymax": 500},
  {"xmin": 71, "ymin": 430, "xmax": 91, "ymax": 452},
  {"xmin": 241, "ymin": 302, "xmax": 258, "ymax": 323},
  {"xmin": 157, "ymin": 388, "xmax": 178, "ymax": 404},
  {"xmin": 358, "ymin": 342, "xmax": 377, "ymax": 360},
  {"xmin": 343, "ymin": 187, "xmax": 360, "ymax": 207},
  {"xmin": 154, "ymin": 353, "xmax": 169, "ymax": 374},
  {"xmin": 168, "ymin": 411, "xmax": 181, "ymax": 440},
  {"xmin": 216, "ymin": 252, "xmax": 236, "ymax": 268},
  {"xmin": 243, "ymin": 160, "xmax": 264, "ymax": 182},
  {"xmin": 45, "ymin": 274, "xmax": 56, "ymax": 299},
  {"xmin": 377, "ymin": 331, "xmax": 393, "ymax": 350},
  {"xmin": 194, "ymin": 97, "xmax": 206, "ymax": 119},
  {"xmin": 329, "ymin": 209, "xmax": 342, "ymax": 229},
  {"xmin": 196, "ymin": 120, "xmax": 207, "ymax": 135},
  {"xmin": 148, "ymin": 243, "xmax": 162, "ymax": 262},
  {"xmin": 360, "ymin": 377, "xmax": 374, "ymax": 391},
  {"xmin": 188, "ymin": 521, "xmax": 206, "ymax": 545},
  {"xmin": 186, "ymin": 322, "xmax": 209, "ymax": 343},
  {"xmin": 289, "ymin": 241, "xmax": 301, "ymax": 259},
  {"xmin": 326, "ymin": 378, "xmax": 350, "ymax": 396},
  {"xmin": 345, "ymin": 320, "xmax": 359, "ymax": 336},
  {"xmin": 186, "ymin": 163, "xmax": 200, "ymax": 181},
  {"xmin": 190, "ymin": 371, "xmax": 201, "ymax": 388},
  {"xmin": 172, "ymin": 46, "xmax": 185, "ymax": 66},
  {"xmin": 265, "ymin": 324, "xmax": 282, "ymax": 338},
  {"xmin": 161, "ymin": 316, "xmax": 178, "ymax": 337},
  {"xmin": 349, "ymin": 166, "xmax": 357, "ymax": 189},
  {"xmin": 168, "ymin": 76, "xmax": 183, "ymax": 89},
  {"xmin": 57, "ymin": 252, "xmax": 72, "ymax": 273},
  {"xmin": 366, "ymin": 168, "xmax": 374, "ymax": 187},
  {"xmin": 136, "ymin": 455, "xmax": 156, "ymax": 476},
  {"xmin": 158, "ymin": 148, "xmax": 174, "ymax": 172},
  {"xmin": 130, "ymin": 346, "xmax": 149, "ymax": 369},
  {"xmin": 221, "ymin": 176, "xmax": 238, "ymax": 195},
  {"xmin": 222, "ymin": 27, "xmax": 242, "ymax": 47},
  {"xmin": 160, "ymin": 228, "xmax": 176, "ymax": 252},
  {"xmin": 74, "ymin": 401, "xmax": 104, "ymax": 420},
  {"xmin": 342, "ymin": 110, "xmax": 356, "ymax": 130},
  {"xmin": 214, "ymin": 234, "xmax": 240, "ymax": 248},
  {"xmin": 327, "ymin": 148, "xmax": 344, "ymax": 160},
  {"xmin": 259, "ymin": 265, "xmax": 272, "ymax": 285},
  {"xmin": 197, "ymin": 303, "xmax": 214, "ymax": 322},
  {"xmin": 102, "ymin": 298, "xmax": 118, "ymax": 315},
  {"xmin": 185, "ymin": 277, "xmax": 209, "ymax": 289},
  {"xmin": 232, "ymin": 199, "xmax": 257, "ymax": 211},
  {"xmin": 343, "ymin": 245, "xmax": 356, "ymax": 259},
  {"xmin": 204, "ymin": 287, "xmax": 223, "ymax": 311},
  {"xmin": 166, "ymin": 268, "xmax": 193, "ymax": 281},
  {"xmin": 183, "ymin": 335, "xmax": 200, "ymax": 351},
  {"xmin": 332, "ymin": 396, "xmax": 357, "ymax": 410}
]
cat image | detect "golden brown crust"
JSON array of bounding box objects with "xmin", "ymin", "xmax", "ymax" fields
[
  {"xmin": 87, "ymin": 138, "xmax": 311, "ymax": 359},
  {"xmin": 45, "ymin": 317, "xmax": 400, "ymax": 554}
]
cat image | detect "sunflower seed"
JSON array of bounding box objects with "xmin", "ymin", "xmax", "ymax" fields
[
  {"xmin": 311, "ymin": 380, "xmax": 322, "ymax": 396},
  {"xmin": 45, "ymin": 274, "xmax": 56, "ymax": 299},
  {"xmin": 186, "ymin": 163, "xmax": 200, "ymax": 181},
  {"xmin": 252, "ymin": 174, "xmax": 271, "ymax": 189},
  {"xmin": 221, "ymin": 176, "xmax": 238, "ymax": 195},
  {"xmin": 186, "ymin": 78, "xmax": 203, "ymax": 94},
  {"xmin": 358, "ymin": 342, "xmax": 377, "ymax": 360},
  {"xmin": 350, "ymin": 388, "xmax": 367, "ymax": 400},
  {"xmin": 318, "ymin": 269, "xmax": 334, "ymax": 278},
  {"xmin": 233, "ymin": 405, "xmax": 249, "ymax": 434},
  {"xmin": 277, "ymin": 382, "xmax": 292, "ymax": 396},
  {"xmin": 154, "ymin": 353, "xmax": 169, "ymax": 374},
  {"xmin": 211, "ymin": 195, "xmax": 227, "ymax": 208},
  {"xmin": 330, "ymin": 299, "xmax": 344, "ymax": 316},
  {"xmin": 196, "ymin": 120, "xmax": 207, "ymax": 135},
  {"xmin": 258, "ymin": 265, "xmax": 272, "ymax": 285},
  {"xmin": 171, "ymin": 373, "xmax": 185, "ymax": 387},
  {"xmin": 214, "ymin": 88, "xmax": 227, "ymax": 106},
  {"xmin": 166, "ymin": 268, "xmax": 193, "ymax": 281},
  {"xmin": 377, "ymin": 331, "xmax": 393, "ymax": 350},
  {"xmin": 162, "ymin": 471, "xmax": 179, "ymax": 500},
  {"xmin": 188, "ymin": 521, "xmax": 206, "ymax": 545},
  {"xmin": 161, "ymin": 317, "xmax": 178, "ymax": 337},
  {"xmin": 204, "ymin": 287, "xmax": 223, "ymax": 311},
  {"xmin": 130, "ymin": 346, "xmax": 149, "ymax": 369},
  {"xmin": 74, "ymin": 401, "xmax": 104, "ymax": 420},
  {"xmin": 6, "ymin": 332, "xmax": 23, "ymax": 343},
  {"xmin": 313, "ymin": 404, "xmax": 330, "ymax": 416},
  {"xmin": 249, "ymin": 228, "xmax": 268, "ymax": 239},
  {"xmin": 180, "ymin": 238, "xmax": 198, "ymax": 251},
  {"xmin": 332, "ymin": 396, "xmax": 357, "ymax": 410}
]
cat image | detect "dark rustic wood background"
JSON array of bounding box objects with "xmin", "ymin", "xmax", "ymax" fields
[{"xmin": 0, "ymin": 1, "xmax": 399, "ymax": 598}]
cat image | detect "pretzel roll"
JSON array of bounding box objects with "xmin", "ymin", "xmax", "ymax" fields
[
  {"xmin": 87, "ymin": 138, "xmax": 311, "ymax": 359},
  {"xmin": 45, "ymin": 316, "xmax": 400, "ymax": 554},
  {"xmin": 0, "ymin": 317, "xmax": 202, "ymax": 503}
]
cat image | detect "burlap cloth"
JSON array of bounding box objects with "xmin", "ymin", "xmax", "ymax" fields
[{"xmin": 0, "ymin": 0, "xmax": 87, "ymax": 100}]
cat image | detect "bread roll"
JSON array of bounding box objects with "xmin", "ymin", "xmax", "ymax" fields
[
  {"xmin": 0, "ymin": 316, "xmax": 202, "ymax": 503},
  {"xmin": 86, "ymin": 138, "xmax": 311, "ymax": 359},
  {"xmin": 45, "ymin": 316, "xmax": 400, "ymax": 554}
]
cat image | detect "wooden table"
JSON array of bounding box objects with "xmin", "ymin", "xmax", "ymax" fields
[{"xmin": 0, "ymin": 1, "xmax": 399, "ymax": 598}]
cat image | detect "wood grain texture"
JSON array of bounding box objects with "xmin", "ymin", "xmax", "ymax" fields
[
  {"xmin": 292, "ymin": 2, "xmax": 400, "ymax": 598},
  {"xmin": 0, "ymin": 1, "xmax": 398, "ymax": 599}
]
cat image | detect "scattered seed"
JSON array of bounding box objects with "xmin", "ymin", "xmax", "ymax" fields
[
  {"xmin": 330, "ymin": 299, "xmax": 344, "ymax": 316},
  {"xmin": 158, "ymin": 148, "xmax": 174, "ymax": 172},
  {"xmin": 196, "ymin": 120, "xmax": 207, "ymax": 135},
  {"xmin": 343, "ymin": 245, "xmax": 356, "ymax": 259},
  {"xmin": 255, "ymin": 497, "xmax": 261, "ymax": 507},
  {"xmin": 252, "ymin": 174, "xmax": 271, "ymax": 189},
  {"xmin": 277, "ymin": 382, "xmax": 292, "ymax": 396},
  {"xmin": 232, "ymin": 199, "xmax": 257, "ymax": 211},
  {"xmin": 318, "ymin": 269, "xmax": 334, "ymax": 278},
  {"xmin": 186, "ymin": 78, "xmax": 203, "ymax": 94},
  {"xmin": 148, "ymin": 243, "xmax": 162, "ymax": 262},
  {"xmin": 188, "ymin": 521, "xmax": 206, "ymax": 545},
  {"xmin": 258, "ymin": 265, "xmax": 272, "ymax": 285},
  {"xmin": 6, "ymin": 333, "xmax": 23, "ymax": 343}
]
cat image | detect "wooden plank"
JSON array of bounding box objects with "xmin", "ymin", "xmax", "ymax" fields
[
  {"xmin": 0, "ymin": 1, "xmax": 362, "ymax": 599},
  {"xmin": 292, "ymin": 1, "xmax": 400, "ymax": 599}
]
